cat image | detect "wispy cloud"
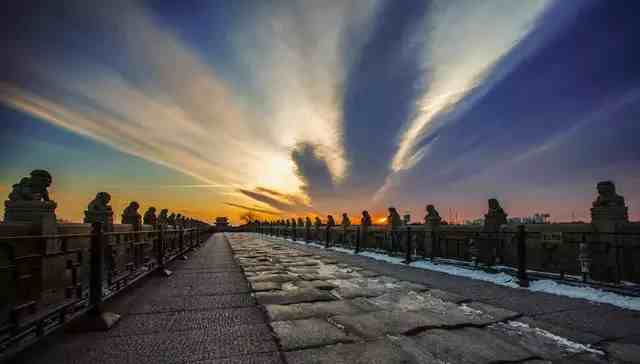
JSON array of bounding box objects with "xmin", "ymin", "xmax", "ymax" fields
[
  {"xmin": 224, "ymin": 202, "xmax": 281, "ymax": 216},
  {"xmin": 0, "ymin": 0, "xmax": 380, "ymax": 212},
  {"xmin": 391, "ymin": 0, "xmax": 552, "ymax": 173}
]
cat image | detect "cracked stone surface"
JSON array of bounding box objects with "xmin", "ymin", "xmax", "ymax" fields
[{"xmin": 229, "ymin": 233, "xmax": 631, "ymax": 363}]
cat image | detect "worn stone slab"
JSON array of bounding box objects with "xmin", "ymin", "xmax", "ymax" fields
[
  {"xmin": 271, "ymin": 319, "xmax": 356, "ymax": 351},
  {"xmin": 285, "ymin": 339, "xmax": 420, "ymax": 364},
  {"xmin": 362, "ymin": 291, "xmax": 456, "ymax": 312},
  {"xmin": 358, "ymin": 270, "xmax": 382, "ymax": 278},
  {"xmin": 465, "ymin": 302, "xmax": 521, "ymax": 322},
  {"xmin": 266, "ymin": 300, "xmax": 380, "ymax": 322},
  {"xmin": 332, "ymin": 300, "xmax": 517, "ymax": 339},
  {"xmin": 396, "ymin": 327, "xmax": 535, "ymax": 364},
  {"xmin": 256, "ymin": 288, "xmax": 337, "ymax": 305},
  {"xmin": 251, "ymin": 282, "xmax": 283, "ymax": 292},
  {"xmin": 249, "ymin": 274, "xmax": 298, "ymax": 283},
  {"xmin": 294, "ymin": 280, "xmax": 337, "ymax": 291},
  {"xmin": 331, "ymin": 310, "xmax": 442, "ymax": 338},
  {"xmin": 287, "ymin": 268, "xmax": 320, "ymax": 275},
  {"xmin": 330, "ymin": 287, "xmax": 392, "ymax": 299},
  {"xmin": 425, "ymin": 288, "xmax": 469, "ymax": 303},
  {"xmin": 298, "ymin": 274, "xmax": 336, "ymax": 281},
  {"xmin": 283, "ymin": 261, "xmax": 320, "ymax": 267}
]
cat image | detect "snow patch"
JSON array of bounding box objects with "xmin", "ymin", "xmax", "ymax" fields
[
  {"xmin": 506, "ymin": 321, "xmax": 604, "ymax": 355},
  {"xmin": 269, "ymin": 234, "xmax": 640, "ymax": 311}
]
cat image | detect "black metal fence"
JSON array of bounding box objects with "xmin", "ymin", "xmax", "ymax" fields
[
  {"xmin": 0, "ymin": 224, "xmax": 212, "ymax": 358},
  {"xmin": 253, "ymin": 224, "xmax": 640, "ymax": 294}
]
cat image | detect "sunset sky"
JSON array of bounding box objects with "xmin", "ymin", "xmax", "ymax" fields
[{"xmin": 1, "ymin": 0, "xmax": 639, "ymax": 224}]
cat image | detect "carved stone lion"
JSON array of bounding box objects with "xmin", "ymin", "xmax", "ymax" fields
[
  {"xmin": 143, "ymin": 207, "xmax": 157, "ymax": 225},
  {"xmin": 426, "ymin": 205, "xmax": 440, "ymax": 219},
  {"xmin": 593, "ymin": 181, "xmax": 625, "ymax": 207},
  {"xmin": 122, "ymin": 201, "xmax": 141, "ymax": 225},
  {"xmin": 8, "ymin": 170, "xmax": 53, "ymax": 202},
  {"xmin": 88, "ymin": 192, "xmax": 112, "ymax": 212},
  {"xmin": 361, "ymin": 211, "xmax": 372, "ymax": 226},
  {"xmin": 326, "ymin": 215, "xmax": 336, "ymax": 227},
  {"xmin": 158, "ymin": 209, "xmax": 169, "ymax": 225},
  {"xmin": 341, "ymin": 213, "xmax": 351, "ymax": 227},
  {"xmin": 387, "ymin": 207, "xmax": 402, "ymax": 227}
]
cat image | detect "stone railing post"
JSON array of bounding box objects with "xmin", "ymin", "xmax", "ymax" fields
[
  {"xmin": 68, "ymin": 221, "xmax": 121, "ymax": 331},
  {"xmin": 516, "ymin": 225, "xmax": 529, "ymax": 287},
  {"xmin": 404, "ymin": 227, "xmax": 412, "ymax": 264},
  {"xmin": 355, "ymin": 226, "xmax": 361, "ymax": 254},
  {"xmin": 156, "ymin": 227, "xmax": 172, "ymax": 276},
  {"xmin": 430, "ymin": 230, "xmax": 438, "ymax": 262},
  {"xmin": 89, "ymin": 222, "xmax": 104, "ymax": 312}
]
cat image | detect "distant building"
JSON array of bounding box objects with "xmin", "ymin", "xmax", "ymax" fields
[
  {"xmin": 214, "ymin": 217, "xmax": 230, "ymax": 227},
  {"xmin": 508, "ymin": 213, "xmax": 551, "ymax": 225},
  {"xmin": 464, "ymin": 218, "xmax": 484, "ymax": 226}
]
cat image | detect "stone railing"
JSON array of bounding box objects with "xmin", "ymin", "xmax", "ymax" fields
[
  {"xmin": 0, "ymin": 170, "xmax": 214, "ymax": 360},
  {"xmin": 255, "ymin": 223, "xmax": 640, "ymax": 292},
  {"xmin": 247, "ymin": 180, "xmax": 639, "ymax": 293}
]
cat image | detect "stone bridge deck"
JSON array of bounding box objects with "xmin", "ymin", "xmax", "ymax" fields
[{"xmin": 12, "ymin": 233, "xmax": 640, "ymax": 363}]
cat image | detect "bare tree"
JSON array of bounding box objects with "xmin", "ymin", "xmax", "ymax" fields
[{"xmin": 240, "ymin": 211, "xmax": 258, "ymax": 225}]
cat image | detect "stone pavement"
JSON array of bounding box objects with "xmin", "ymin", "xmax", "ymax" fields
[
  {"xmin": 11, "ymin": 234, "xmax": 284, "ymax": 364},
  {"xmin": 230, "ymin": 233, "xmax": 640, "ymax": 364}
]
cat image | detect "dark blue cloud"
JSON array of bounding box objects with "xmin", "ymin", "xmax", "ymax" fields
[{"xmin": 341, "ymin": 1, "xmax": 427, "ymax": 188}]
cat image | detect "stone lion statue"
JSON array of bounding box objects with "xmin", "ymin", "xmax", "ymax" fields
[
  {"xmin": 314, "ymin": 217, "xmax": 322, "ymax": 229},
  {"xmin": 387, "ymin": 207, "xmax": 402, "ymax": 227},
  {"xmin": 361, "ymin": 211, "xmax": 372, "ymax": 226},
  {"xmin": 305, "ymin": 217, "xmax": 312, "ymax": 228},
  {"xmin": 143, "ymin": 207, "xmax": 157, "ymax": 225},
  {"xmin": 122, "ymin": 201, "xmax": 141, "ymax": 225},
  {"xmin": 8, "ymin": 170, "xmax": 53, "ymax": 202},
  {"xmin": 88, "ymin": 192, "xmax": 112, "ymax": 212},
  {"xmin": 341, "ymin": 213, "xmax": 351, "ymax": 227},
  {"xmin": 158, "ymin": 209, "xmax": 169, "ymax": 225},
  {"xmin": 426, "ymin": 205, "xmax": 440, "ymax": 218},
  {"xmin": 593, "ymin": 181, "xmax": 625, "ymax": 207},
  {"xmin": 326, "ymin": 215, "xmax": 336, "ymax": 227}
]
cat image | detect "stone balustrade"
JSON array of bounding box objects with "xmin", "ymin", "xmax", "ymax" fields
[
  {"xmin": 0, "ymin": 170, "xmax": 213, "ymax": 360},
  {"xmin": 250, "ymin": 180, "xmax": 640, "ymax": 288}
]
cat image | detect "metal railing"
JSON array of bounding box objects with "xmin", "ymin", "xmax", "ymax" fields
[
  {"xmin": 253, "ymin": 224, "xmax": 640, "ymax": 294},
  {"xmin": 0, "ymin": 224, "xmax": 212, "ymax": 358}
]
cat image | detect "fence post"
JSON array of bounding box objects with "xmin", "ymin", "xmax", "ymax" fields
[
  {"xmin": 516, "ymin": 225, "xmax": 529, "ymax": 287},
  {"xmin": 325, "ymin": 228, "xmax": 330, "ymax": 248},
  {"xmin": 430, "ymin": 230, "xmax": 438, "ymax": 263},
  {"xmin": 72, "ymin": 222, "xmax": 121, "ymax": 331},
  {"xmin": 157, "ymin": 227, "xmax": 172, "ymax": 276},
  {"xmin": 355, "ymin": 226, "xmax": 361, "ymax": 254},
  {"xmin": 404, "ymin": 227, "xmax": 412, "ymax": 264},
  {"xmin": 179, "ymin": 227, "xmax": 188, "ymax": 260},
  {"xmin": 292, "ymin": 226, "xmax": 297, "ymax": 241}
]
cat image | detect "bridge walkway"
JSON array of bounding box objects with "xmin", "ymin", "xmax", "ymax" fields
[{"xmin": 11, "ymin": 233, "xmax": 283, "ymax": 364}]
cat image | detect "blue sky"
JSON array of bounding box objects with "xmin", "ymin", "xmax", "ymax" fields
[{"xmin": 1, "ymin": 0, "xmax": 639, "ymax": 223}]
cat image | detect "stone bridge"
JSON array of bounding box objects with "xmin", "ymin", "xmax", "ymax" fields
[{"xmin": 11, "ymin": 232, "xmax": 640, "ymax": 364}]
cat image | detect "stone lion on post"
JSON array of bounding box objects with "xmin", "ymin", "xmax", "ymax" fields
[
  {"xmin": 84, "ymin": 192, "xmax": 113, "ymax": 225},
  {"xmin": 8, "ymin": 169, "xmax": 53, "ymax": 202}
]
